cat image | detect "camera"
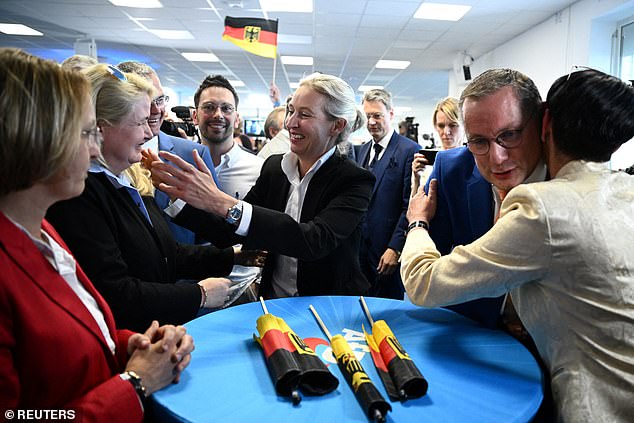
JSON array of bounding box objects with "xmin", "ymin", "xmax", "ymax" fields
[
  {"xmin": 404, "ymin": 116, "xmax": 419, "ymax": 143},
  {"xmin": 160, "ymin": 106, "xmax": 198, "ymax": 140}
]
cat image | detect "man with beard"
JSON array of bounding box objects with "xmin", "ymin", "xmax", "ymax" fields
[
  {"xmin": 117, "ymin": 61, "xmax": 218, "ymax": 244},
  {"xmin": 188, "ymin": 75, "xmax": 264, "ymax": 305},
  {"xmin": 192, "ymin": 75, "xmax": 264, "ymax": 202}
]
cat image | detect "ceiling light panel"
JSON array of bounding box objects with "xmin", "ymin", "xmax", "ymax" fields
[
  {"xmin": 0, "ymin": 23, "xmax": 43, "ymax": 36},
  {"xmin": 181, "ymin": 52, "xmax": 219, "ymax": 62},
  {"xmin": 259, "ymin": 0, "xmax": 313, "ymax": 13},
  {"xmin": 281, "ymin": 56, "xmax": 313, "ymax": 66},
  {"xmin": 375, "ymin": 60, "xmax": 411, "ymax": 69},
  {"xmin": 414, "ymin": 3, "xmax": 471, "ymax": 21},
  {"xmin": 109, "ymin": 0, "xmax": 163, "ymax": 8}
]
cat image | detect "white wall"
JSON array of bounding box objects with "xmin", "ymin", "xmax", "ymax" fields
[{"xmin": 449, "ymin": 0, "xmax": 634, "ymax": 169}]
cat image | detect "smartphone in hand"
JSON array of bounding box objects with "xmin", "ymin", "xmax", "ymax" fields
[{"xmin": 419, "ymin": 149, "xmax": 438, "ymax": 165}]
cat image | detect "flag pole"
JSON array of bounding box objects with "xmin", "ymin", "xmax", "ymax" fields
[
  {"xmin": 272, "ymin": 19, "xmax": 279, "ymax": 86},
  {"xmin": 272, "ymin": 52, "xmax": 277, "ymax": 86}
]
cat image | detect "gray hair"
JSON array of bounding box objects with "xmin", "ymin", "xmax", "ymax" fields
[
  {"xmin": 116, "ymin": 61, "xmax": 156, "ymax": 79},
  {"xmin": 362, "ymin": 88, "xmax": 393, "ymax": 111},
  {"xmin": 61, "ymin": 54, "xmax": 98, "ymax": 72},
  {"xmin": 299, "ymin": 73, "xmax": 366, "ymax": 144},
  {"xmin": 459, "ymin": 68, "xmax": 542, "ymax": 117}
]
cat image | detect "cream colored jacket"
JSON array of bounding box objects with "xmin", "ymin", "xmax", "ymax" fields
[{"xmin": 401, "ymin": 160, "xmax": 634, "ymax": 422}]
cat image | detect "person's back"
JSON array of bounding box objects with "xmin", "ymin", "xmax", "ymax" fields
[{"xmin": 509, "ymin": 162, "xmax": 634, "ymax": 421}]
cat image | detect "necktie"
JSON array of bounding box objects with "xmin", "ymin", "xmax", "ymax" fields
[
  {"xmin": 368, "ymin": 143, "xmax": 383, "ymax": 170},
  {"xmin": 496, "ymin": 189, "xmax": 529, "ymax": 343}
]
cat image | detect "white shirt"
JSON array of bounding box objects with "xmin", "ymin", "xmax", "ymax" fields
[
  {"xmin": 216, "ymin": 141, "xmax": 264, "ymax": 200},
  {"xmin": 11, "ymin": 218, "xmax": 116, "ymax": 354},
  {"xmin": 266, "ymin": 147, "xmax": 336, "ymax": 297},
  {"xmin": 257, "ymin": 129, "xmax": 291, "ymax": 160},
  {"xmin": 368, "ymin": 129, "xmax": 393, "ymax": 164}
]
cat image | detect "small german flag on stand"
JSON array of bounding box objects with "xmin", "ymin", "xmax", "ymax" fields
[{"xmin": 222, "ymin": 16, "xmax": 278, "ymax": 59}]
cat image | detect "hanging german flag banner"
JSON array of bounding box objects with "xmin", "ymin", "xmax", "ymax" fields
[{"xmin": 222, "ymin": 16, "xmax": 278, "ymax": 59}]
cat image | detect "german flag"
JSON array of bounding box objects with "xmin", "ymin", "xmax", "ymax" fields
[{"xmin": 222, "ymin": 16, "xmax": 278, "ymax": 59}]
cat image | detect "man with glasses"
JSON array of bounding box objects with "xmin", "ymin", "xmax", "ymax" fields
[
  {"xmin": 420, "ymin": 68, "xmax": 547, "ymax": 329},
  {"xmin": 356, "ymin": 89, "xmax": 420, "ymax": 299},
  {"xmin": 117, "ymin": 61, "xmax": 217, "ymax": 244},
  {"xmin": 188, "ymin": 74, "xmax": 264, "ymax": 305}
]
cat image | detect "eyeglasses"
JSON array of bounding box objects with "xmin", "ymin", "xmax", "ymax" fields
[
  {"xmin": 106, "ymin": 65, "xmax": 127, "ymax": 82},
  {"xmin": 198, "ymin": 102, "xmax": 235, "ymax": 115},
  {"xmin": 466, "ymin": 111, "xmax": 536, "ymax": 155},
  {"xmin": 366, "ymin": 113, "xmax": 384, "ymax": 121},
  {"xmin": 152, "ymin": 95, "xmax": 169, "ymax": 107},
  {"xmin": 81, "ymin": 126, "xmax": 102, "ymax": 147}
]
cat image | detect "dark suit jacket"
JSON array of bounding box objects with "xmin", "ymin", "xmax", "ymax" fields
[
  {"xmin": 46, "ymin": 171, "xmax": 233, "ymax": 332},
  {"xmin": 425, "ymin": 147, "xmax": 504, "ymax": 328},
  {"xmin": 175, "ymin": 152, "xmax": 376, "ymax": 297},
  {"xmin": 356, "ymin": 132, "xmax": 420, "ymax": 257},
  {"xmin": 0, "ymin": 213, "xmax": 143, "ymax": 421},
  {"xmin": 153, "ymin": 131, "xmax": 217, "ymax": 244}
]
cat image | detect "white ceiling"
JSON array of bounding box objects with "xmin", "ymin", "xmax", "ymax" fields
[{"xmin": 0, "ymin": 0, "xmax": 579, "ymax": 121}]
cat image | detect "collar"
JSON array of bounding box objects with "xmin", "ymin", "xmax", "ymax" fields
[
  {"xmin": 219, "ymin": 141, "xmax": 243, "ymax": 169},
  {"xmin": 372, "ymin": 129, "xmax": 394, "ymax": 149},
  {"xmin": 145, "ymin": 135, "xmax": 159, "ymax": 154},
  {"xmin": 281, "ymin": 147, "xmax": 336, "ymax": 185},
  {"xmin": 89, "ymin": 162, "xmax": 135, "ymax": 191}
]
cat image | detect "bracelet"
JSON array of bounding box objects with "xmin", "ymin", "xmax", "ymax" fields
[
  {"xmin": 198, "ymin": 283, "xmax": 208, "ymax": 308},
  {"xmin": 121, "ymin": 370, "xmax": 147, "ymax": 399},
  {"xmin": 406, "ymin": 220, "xmax": 429, "ymax": 235}
]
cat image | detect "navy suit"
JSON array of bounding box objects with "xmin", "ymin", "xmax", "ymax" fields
[
  {"xmin": 153, "ymin": 131, "xmax": 218, "ymax": 244},
  {"xmin": 356, "ymin": 131, "xmax": 420, "ymax": 299},
  {"xmin": 425, "ymin": 146, "xmax": 505, "ymax": 328}
]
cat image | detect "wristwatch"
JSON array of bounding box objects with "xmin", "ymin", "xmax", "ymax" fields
[
  {"xmin": 121, "ymin": 370, "xmax": 147, "ymax": 399},
  {"xmin": 225, "ymin": 201, "xmax": 243, "ymax": 226},
  {"xmin": 406, "ymin": 220, "xmax": 429, "ymax": 235}
]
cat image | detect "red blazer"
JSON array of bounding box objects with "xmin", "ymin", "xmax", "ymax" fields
[{"xmin": 0, "ymin": 212, "xmax": 143, "ymax": 422}]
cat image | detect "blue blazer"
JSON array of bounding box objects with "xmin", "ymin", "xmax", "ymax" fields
[
  {"xmin": 153, "ymin": 131, "xmax": 218, "ymax": 244},
  {"xmin": 357, "ymin": 132, "xmax": 420, "ymax": 258},
  {"xmin": 425, "ymin": 147, "xmax": 504, "ymax": 328}
]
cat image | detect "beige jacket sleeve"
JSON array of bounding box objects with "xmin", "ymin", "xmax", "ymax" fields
[{"xmin": 400, "ymin": 185, "xmax": 552, "ymax": 307}]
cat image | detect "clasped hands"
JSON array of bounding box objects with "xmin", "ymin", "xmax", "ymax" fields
[{"xmin": 125, "ymin": 320, "xmax": 194, "ymax": 396}]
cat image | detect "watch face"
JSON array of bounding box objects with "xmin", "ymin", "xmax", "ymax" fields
[{"xmin": 227, "ymin": 204, "xmax": 242, "ymax": 224}]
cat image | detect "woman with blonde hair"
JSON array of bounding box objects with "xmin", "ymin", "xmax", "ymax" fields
[
  {"xmin": 46, "ymin": 64, "xmax": 261, "ymax": 332},
  {"xmin": 0, "ymin": 48, "xmax": 194, "ymax": 420},
  {"xmin": 412, "ymin": 97, "xmax": 466, "ymax": 191},
  {"xmin": 146, "ymin": 72, "xmax": 375, "ymax": 298}
]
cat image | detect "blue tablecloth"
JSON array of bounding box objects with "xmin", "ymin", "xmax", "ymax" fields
[{"xmin": 152, "ymin": 296, "xmax": 543, "ymax": 422}]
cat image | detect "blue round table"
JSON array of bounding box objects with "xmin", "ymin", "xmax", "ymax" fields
[{"xmin": 152, "ymin": 296, "xmax": 543, "ymax": 422}]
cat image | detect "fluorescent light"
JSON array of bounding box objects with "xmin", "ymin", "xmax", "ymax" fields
[
  {"xmin": 277, "ymin": 34, "xmax": 313, "ymax": 44},
  {"xmin": 358, "ymin": 85, "xmax": 384, "ymax": 92},
  {"xmin": 281, "ymin": 56, "xmax": 313, "ymax": 66},
  {"xmin": 181, "ymin": 52, "xmax": 219, "ymax": 62},
  {"xmin": 0, "ymin": 23, "xmax": 43, "ymax": 36},
  {"xmin": 259, "ymin": 0, "xmax": 312, "ymax": 13},
  {"xmin": 289, "ymin": 82, "xmax": 300, "ymax": 89},
  {"xmin": 376, "ymin": 60, "xmax": 410, "ymax": 70},
  {"xmin": 109, "ymin": 0, "xmax": 163, "ymax": 8},
  {"xmin": 229, "ymin": 80, "xmax": 245, "ymax": 87},
  {"xmin": 414, "ymin": 3, "xmax": 471, "ymax": 21},
  {"xmin": 150, "ymin": 30, "xmax": 193, "ymax": 39}
]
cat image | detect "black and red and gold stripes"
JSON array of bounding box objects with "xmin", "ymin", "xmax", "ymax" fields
[{"xmin": 222, "ymin": 17, "xmax": 278, "ymax": 59}]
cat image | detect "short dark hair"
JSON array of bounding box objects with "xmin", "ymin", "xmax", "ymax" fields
[
  {"xmin": 194, "ymin": 75, "xmax": 239, "ymax": 108},
  {"xmin": 546, "ymin": 69, "xmax": 634, "ymax": 162}
]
